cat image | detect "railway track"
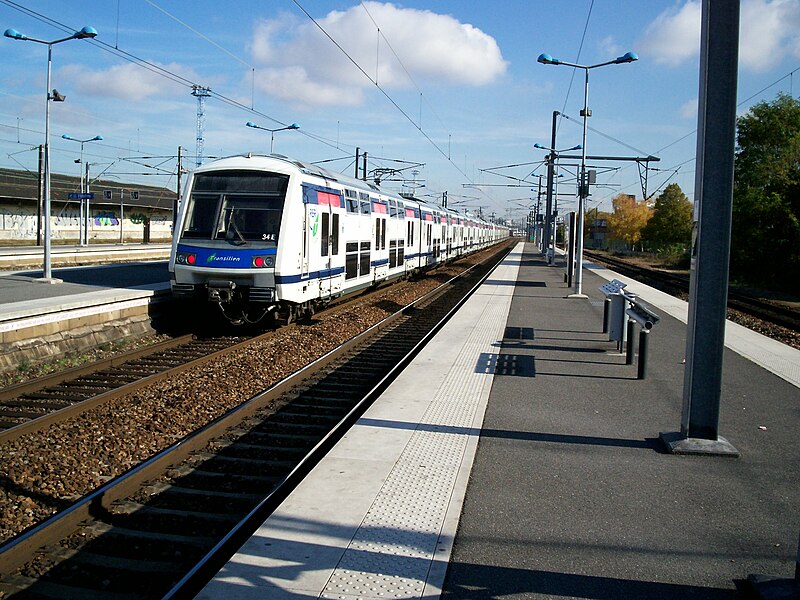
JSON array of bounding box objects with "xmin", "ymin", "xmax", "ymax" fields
[
  {"xmin": 0, "ymin": 336, "xmax": 253, "ymax": 440},
  {"xmin": 0, "ymin": 244, "xmax": 510, "ymax": 599},
  {"xmin": 584, "ymin": 250, "xmax": 800, "ymax": 333}
]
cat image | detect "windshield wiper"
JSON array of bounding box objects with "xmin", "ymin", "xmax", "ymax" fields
[{"xmin": 227, "ymin": 212, "xmax": 247, "ymax": 246}]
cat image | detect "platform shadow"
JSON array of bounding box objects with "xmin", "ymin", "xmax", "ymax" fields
[{"xmin": 442, "ymin": 562, "xmax": 736, "ymax": 599}]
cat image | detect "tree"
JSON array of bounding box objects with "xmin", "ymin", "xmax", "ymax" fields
[
  {"xmin": 607, "ymin": 193, "xmax": 651, "ymax": 250},
  {"xmin": 732, "ymin": 93, "xmax": 800, "ymax": 291},
  {"xmin": 641, "ymin": 183, "xmax": 692, "ymax": 250}
]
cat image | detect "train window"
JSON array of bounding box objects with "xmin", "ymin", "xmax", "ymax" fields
[
  {"xmin": 331, "ymin": 213, "xmax": 339, "ymax": 255},
  {"xmin": 359, "ymin": 241, "xmax": 370, "ymax": 275},
  {"xmin": 321, "ymin": 212, "xmax": 329, "ymax": 257},
  {"xmin": 345, "ymin": 189, "xmax": 359, "ymax": 213},
  {"xmin": 359, "ymin": 193, "xmax": 371, "ymax": 215},
  {"xmin": 193, "ymin": 171, "xmax": 289, "ymax": 194},
  {"xmin": 389, "ymin": 200, "xmax": 397, "ymax": 218},
  {"xmin": 345, "ymin": 242, "xmax": 358, "ymax": 279},
  {"xmin": 182, "ymin": 194, "xmax": 219, "ymax": 238},
  {"xmin": 389, "ymin": 240, "xmax": 397, "ymax": 268},
  {"xmin": 212, "ymin": 195, "xmax": 283, "ymax": 246}
]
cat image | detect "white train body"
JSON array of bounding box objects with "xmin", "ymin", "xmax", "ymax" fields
[{"xmin": 169, "ymin": 154, "xmax": 508, "ymax": 323}]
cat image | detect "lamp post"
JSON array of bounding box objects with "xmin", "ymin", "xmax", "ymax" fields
[
  {"xmin": 4, "ymin": 25, "xmax": 98, "ymax": 281},
  {"xmin": 245, "ymin": 121, "xmax": 300, "ymax": 153},
  {"xmin": 534, "ymin": 143, "xmax": 580, "ymax": 264},
  {"xmin": 62, "ymin": 134, "xmax": 102, "ymax": 245},
  {"xmin": 538, "ymin": 51, "xmax": 637, "ymax": 297}
]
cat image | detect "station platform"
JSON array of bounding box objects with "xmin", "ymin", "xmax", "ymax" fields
[
  {"xmin": 198, "ymin": 241, "xmax": 800, "ymax": 599},
  {"xmin": 0, "ymin": 246, "xmax": 171, "ymax": 373}
]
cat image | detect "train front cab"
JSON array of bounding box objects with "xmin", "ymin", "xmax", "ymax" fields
[{"xmin": 170, "ymin": 167, "xmax": 290, "ymax": 315}]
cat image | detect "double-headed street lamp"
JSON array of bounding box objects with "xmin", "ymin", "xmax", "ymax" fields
[
  {"xmin": 62, "ymin": 134, "xmax": 103, "ymax": 246},
  {"xmin": 61, "ymin": 134, "xmax": 103, "ymax": 193},
  {"xmin": 245, "ymin": 121, "xmax": 300, "ymax": 153},
  {"xmin": 4, "ymin": 25, "xmax": 98, "ymax": 281},
  {"xmin": 538, "ymin": 50, "xmax": 637, "ymax": 297}
]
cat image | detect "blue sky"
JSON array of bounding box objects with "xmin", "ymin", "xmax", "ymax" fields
[{"xmin": 1, "ymin": 0, "xmax": 799, "ymax": 222}]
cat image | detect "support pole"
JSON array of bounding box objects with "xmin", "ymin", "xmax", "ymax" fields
[
  {"xmin": 543, "ymin": 110, "xmax": 558, "ymax": 256},
  {"xmin": 661, "ymin": 0, "xmax": 740, "ymax": 456},
  {"xmin": 626, "ymin": 319, "xmax": 635, "ymax": 365},
  {"xmin": 637, "ymin": 329, "xmax": 650, "ymax": 380}
]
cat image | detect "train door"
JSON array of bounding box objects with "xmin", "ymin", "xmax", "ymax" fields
[
  {"xmin": 302, "ymin": 202, "xmax": 311, "ymax": 280},
  {"xmin": 319, "ymin": 202, "xmax": 332, "ymax": 299}
]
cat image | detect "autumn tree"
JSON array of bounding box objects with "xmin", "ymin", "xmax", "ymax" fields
[
  {"xmin": 640, "ymin": 183, "xmax": 693, "ymax": 250},
  {"xmin": 607, "ymin": 193, "xmax": 651, "ymax": 250}
]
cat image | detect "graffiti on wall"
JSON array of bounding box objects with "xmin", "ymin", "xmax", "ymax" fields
[
  {"xmin": 0, "ymin": 209, "xmax": 37, "ymax": 239},
  {"xmin": 1, "ymin": 202, "xmax": 173, "ymax": 241},
  {"xmin": 94, "ymin": 211, "xmax": 119, "ymax": 226}
]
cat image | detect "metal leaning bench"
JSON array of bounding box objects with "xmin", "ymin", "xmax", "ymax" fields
[
  {"xmin": 599, "ymin": 279, "xmax": 661, "ymax": 379},
  {"xmin": 625, "ymin": 297, "xmax": 660, "ymax": 379}
]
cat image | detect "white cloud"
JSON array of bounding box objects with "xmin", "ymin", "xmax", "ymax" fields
[
  {"xmin": 680, "ymin": 97, "xmax": 698, "ymax": 119},
  {"xmin": 739, "ymin": 0, "xmax": 800, "ymax": 71},
  {"xmin": 637, "ymin": 0, "xmax": 800, "ymax": 71},
  {"xmin": 58, "ymin": 62, "xmax": 199, "ymax": 101},
  {"xmin": 250, "ymin": 1, "xmax": 507, "ymax": 107},
  {"xmin": 599, "ymin": 35, "xmax": 622, "ymax": 58},
  {"xmin": 637, "ymin": 1, "xmax": 701, "ymax": 67}
]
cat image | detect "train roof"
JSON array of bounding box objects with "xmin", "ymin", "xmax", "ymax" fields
[
  {"xmin": 195, "ymin": 153, "xmax": 505, "ymax": 229},
  {"xmin": 196, "ymin": 153, "xmax": 382, "ymax": 195}
]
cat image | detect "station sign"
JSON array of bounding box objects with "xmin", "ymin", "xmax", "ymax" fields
[{"xmin": 68, "ymin": 192, "xmax": 94, "ymax": 200}]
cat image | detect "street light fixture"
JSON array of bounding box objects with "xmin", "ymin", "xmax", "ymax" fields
[
  {"xmin": 245, "ymin": 121, "xmax": 300, "ymax": 153},
  {"xmin": 4, "ymin": 25, "xmax": 98, "ymax": 281},
  {"xmin": 538, "ymin": 50, "xmax": 637, "ymax": 297},
  {"xmin": 62, "ymin": 134, "xmax": 103, "ymax": 246}
]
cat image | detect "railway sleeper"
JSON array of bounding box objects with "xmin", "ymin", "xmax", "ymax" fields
[
  {"xmin": 41, "ymin": 544, "xmax": 176, "ymax": 573},
  {"xmin": 0, "ymin": 407, "xmax": 49, "ymax": 419},
  {"xmin": 307, "ymin": 378, "xmax": 381, "ymax": 392},
  {"xmin": 110, "ymin": 500, "xmax": 240, "ymax": 523},
  {"xmin": 224, "ymin": 428, "xmax": 320, "ymax": 447},
  {"xmin": 164, "ymin": 466, "xmax": 281, "ymax": 493},
  {"xmin": 49, "ymin": 385, "xmax": 114, "ymax": 395},
  {"xmin": 268, "ymin": 407, "xmax": 344, "ymax": 423},
  {"xmin": 211, "ymin": 442, "xmax": 310, "ymax": 462},
  {"xmin": 20, "ymin": 392, "xmax": 88, "ymax": 402},
  {"xmin": 288, "ymin": 395, "xmax": 361, "ymax": 409},
  {"xmin": 8, "ymin": 397, "xmax": 82, "ymax": 410},
  {"xmin": 81, "ymin": 519, "xmax": 217, "ymax": 548},
  {"xmin": 254, "ymin": 420, "xmax": 334, "ymax": 435},
  {"xmin": 185, "ymin": 453, "xmax": 296, "ymax": 478},
  {"xmin": 0, "ymin": 574, "xmax": 139, "ymax": 600},
  {"xmin": 105, "ymin": 505, "xmax": 240, "ymax": 538}
]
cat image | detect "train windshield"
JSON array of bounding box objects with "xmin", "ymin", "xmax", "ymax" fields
[{"xmin": 181, "ymin": 170, "xmax": 289, "ymax": 246}]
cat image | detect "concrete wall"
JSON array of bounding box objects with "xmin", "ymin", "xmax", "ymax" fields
[{"xmin": 0, "ymin": 202, "xmax": 173, "ymax": 243}]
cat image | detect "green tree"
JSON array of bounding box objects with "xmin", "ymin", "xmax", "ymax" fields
[
  {"xmin": 641, "ymin": 183, "xmax": 693, "ymax": 250},
  {"xmin": 732, "ymin": 93, "xmax": 800, "ymax": 290},
  {"xmin": 607, "ymin": 193, "xmax": 651, "ymax": 250}
]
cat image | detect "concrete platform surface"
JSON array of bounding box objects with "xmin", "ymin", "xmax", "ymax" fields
[{"xmin": 197, "ymin": 243, "xmax": 799, "ymax": 599}]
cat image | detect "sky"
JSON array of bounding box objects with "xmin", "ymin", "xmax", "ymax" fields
[{"xmin": 1, "ymin": 0, "xmax": 799, "ymax": 223}]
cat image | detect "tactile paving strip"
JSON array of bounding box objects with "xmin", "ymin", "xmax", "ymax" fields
[{"xmin": 322, "ymin": 273, "xmax": 515, "ymax": 599}]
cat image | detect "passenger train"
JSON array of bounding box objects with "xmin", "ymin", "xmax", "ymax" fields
[{"xmin": 169, "ymin": 154, "xmax": 509, "ymax": 324}]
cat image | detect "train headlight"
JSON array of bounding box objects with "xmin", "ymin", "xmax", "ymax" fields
[
  {"xmin": 176, "ymin": 252, "xmax": 196, "ymax": 265},
  {"xmin": 252, "ymin": 255, "xmax": 275, "ymax": 268}
]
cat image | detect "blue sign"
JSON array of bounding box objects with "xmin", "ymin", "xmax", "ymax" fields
[{"xmin": 68, "ymin": 192, "xmax": 95, "ymax": 200}]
